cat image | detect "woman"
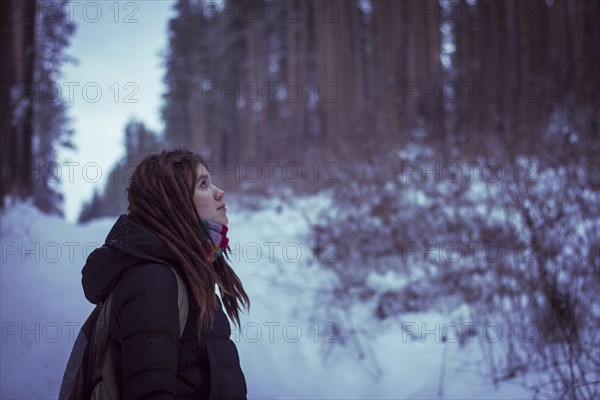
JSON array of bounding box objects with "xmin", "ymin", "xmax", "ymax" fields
[{"xmin": 81, "ymin": 149, "xmax": 250, "ymax": 399}]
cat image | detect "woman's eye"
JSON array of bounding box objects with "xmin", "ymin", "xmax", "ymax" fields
[{"xmin": 199, "ymin": 181, "xmax": 208, "ymax": 188}]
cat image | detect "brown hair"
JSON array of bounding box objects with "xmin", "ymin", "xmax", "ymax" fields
[{"xmin": 126, "ymin": 149, "xmax": 249, "ymax": 330}]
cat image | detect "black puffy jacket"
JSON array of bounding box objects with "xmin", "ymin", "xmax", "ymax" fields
[{"xmin": 81, "ymin": 215, "xmax": 247, "ymax": 399}]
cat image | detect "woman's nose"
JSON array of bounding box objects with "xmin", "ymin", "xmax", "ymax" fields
[{"xmin": 214, "ymin": 186, "xmax": 225, "ymax": 199}]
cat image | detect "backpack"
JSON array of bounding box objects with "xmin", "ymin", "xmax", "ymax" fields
[{"xmin": 59, "ymin": 267, "xmax": 189, "ymax": 400}]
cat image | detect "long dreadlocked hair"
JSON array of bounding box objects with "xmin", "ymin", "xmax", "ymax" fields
[{"xmin": 126, "ymin": 149, "xmax": 250, "ymax": 331}]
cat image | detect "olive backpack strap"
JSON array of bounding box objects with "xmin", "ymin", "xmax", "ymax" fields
[
  {"xmin": 92, "ymin": 266, "xmax": 189, "ymax": 400},
  {"xmin": 171, "ymin": 267, "xmax": 190, "ymax": 337},
  {"xmin": 91, "ymin": 295, "xmax": 117, "ymax": 400}
]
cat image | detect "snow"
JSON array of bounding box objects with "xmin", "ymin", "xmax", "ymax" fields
[{"xmin": 1, "ymin": 197, "xmax": 536, "ymax": 399}]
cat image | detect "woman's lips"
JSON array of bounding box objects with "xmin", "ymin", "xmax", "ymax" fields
[{"xmin": 218, "ymin": 206, "xmax": 227, "ymax": 212}]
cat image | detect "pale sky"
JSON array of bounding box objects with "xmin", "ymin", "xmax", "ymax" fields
[{"xmin": 57, "ymin": 0, "xmax": 175, "ymax": 222}]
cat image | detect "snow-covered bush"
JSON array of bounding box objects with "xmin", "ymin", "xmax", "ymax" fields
[{"xmin": 310, "ymin": 142, "xmax": 600, "ymax": 399}]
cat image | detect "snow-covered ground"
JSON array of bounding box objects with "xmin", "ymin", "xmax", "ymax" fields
[{"xmin": 0, "ymin": 197, "xmax": 535, "ymax": 399}]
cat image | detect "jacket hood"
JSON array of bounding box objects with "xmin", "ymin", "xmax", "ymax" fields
[{"xmin": 82, "ymin": 214, "xmax": 179, "ymax": 304}]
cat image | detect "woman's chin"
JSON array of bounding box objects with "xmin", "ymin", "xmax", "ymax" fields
[{"xmin": 213, "ymin": 216, "xmax": 228, "ymax": 226}]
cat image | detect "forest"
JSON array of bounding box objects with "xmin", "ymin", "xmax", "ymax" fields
[{"xmin": 1, "ymin": 0, "xmax": 599, "ymax": 398}]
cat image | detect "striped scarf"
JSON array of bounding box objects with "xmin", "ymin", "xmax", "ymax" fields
[{"xmin": 203, "ymin": 220, "xmax": 229, "ymax": 261}]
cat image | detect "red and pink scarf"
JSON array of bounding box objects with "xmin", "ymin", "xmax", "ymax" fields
[{"xmin": 203, "ymin": 220, "xmax": 229, "ymax": 262}]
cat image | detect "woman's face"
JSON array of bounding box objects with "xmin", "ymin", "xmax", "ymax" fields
[{"xmin": 193, "ymin": 164, "xmax": 228, "ymax": 226}]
